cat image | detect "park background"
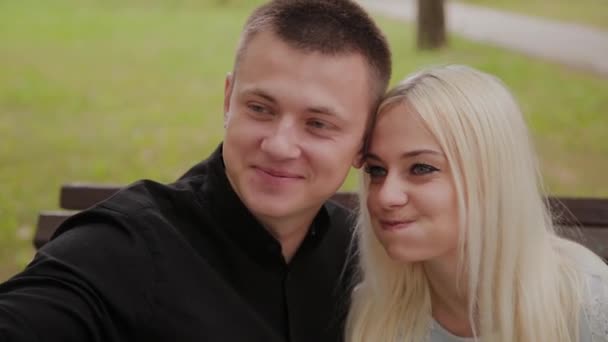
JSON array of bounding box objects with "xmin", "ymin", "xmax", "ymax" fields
[{"xmin": 1, "ymin": 0, "xmax": 607, "ymax": 280}]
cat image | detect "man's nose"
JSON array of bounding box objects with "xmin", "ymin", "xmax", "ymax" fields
[{"xmin": 260, "ymin": 118, "xmax": 301, "ymax": 160}]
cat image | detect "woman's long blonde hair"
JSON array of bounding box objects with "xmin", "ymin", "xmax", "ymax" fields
[{"xmin": 347, "ymin": 65, "xmax": 605, "ymax": 342}]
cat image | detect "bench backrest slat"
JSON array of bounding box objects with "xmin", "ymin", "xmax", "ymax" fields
[
  {"xmin": 60, "ymin": 183, "xmax": 122, "ymax": 210},
  {"xmin": 34, "ymin": 183, "xmax": 608, "ymax": 260},
  {"xmin": 58, "ymin": 184, "xmax": 608, "ymax": 227}
]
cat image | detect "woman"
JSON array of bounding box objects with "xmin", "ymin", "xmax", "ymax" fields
[{"xmin": 346, "ymin": 65, "xmax": 608, "ymax": 342}]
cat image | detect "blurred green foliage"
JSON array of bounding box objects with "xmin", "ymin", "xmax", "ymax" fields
[{"xmin": 1, "ymin": 0, "xmax": 607, "ymax": 280}]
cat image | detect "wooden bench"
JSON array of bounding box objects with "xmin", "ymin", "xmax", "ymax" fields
[{"xmin": 35, "ymin": 183, "xmax": 608, "ymax": 261}]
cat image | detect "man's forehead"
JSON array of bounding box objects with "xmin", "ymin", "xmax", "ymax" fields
[
  {"xmin": 233, "ymin": 31, "xmax": 373, "ymax": 119},
  {"xmin": 238, "ymin": 31, "xmax": 370, "ymax": 77}
]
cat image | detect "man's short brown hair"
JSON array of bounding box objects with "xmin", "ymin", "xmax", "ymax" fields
[{"xmin": 233, "ymin": 0, "xmax": 392, "ymax": 113}]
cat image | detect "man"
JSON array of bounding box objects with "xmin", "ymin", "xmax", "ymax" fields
[{"xmin": 0, "ymin": 1, "xmax": 391, "ymax": 341}]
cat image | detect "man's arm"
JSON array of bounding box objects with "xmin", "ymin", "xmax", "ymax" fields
[{"xmin": 0, "ymin": 221, "xmax": 154, "ymax": 342}]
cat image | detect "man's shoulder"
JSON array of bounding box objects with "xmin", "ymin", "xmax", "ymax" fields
[
  {"xmin": 325, "ymin": 198, "xmax": 357, "ymax": 228},
  {"xmin": 321, "ymin": 199, "xmax": 357, "ymax": 250},
  {"xmin": 96, "ymin": 151, "xmax": 219, "ymax": 214},
  {"xmin": 53, "ymin": 157, "xmax": 217, "ymax": 238},
  {"xmin": 100, "ymin": 176, "xmax": 206, "ymax": 213}
]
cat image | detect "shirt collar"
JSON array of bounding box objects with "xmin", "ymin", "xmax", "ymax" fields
[{"xmin": 188, "ymin": 143, "xmax": 331, "ymax": 264}]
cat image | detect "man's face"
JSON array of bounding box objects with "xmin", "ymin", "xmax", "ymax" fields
[{"xmin": 223, "ymin": 30, "xmax": 371, "ymax": 223}]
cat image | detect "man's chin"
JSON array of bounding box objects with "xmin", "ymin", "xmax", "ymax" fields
[{"xmin": 247, "ymin": 201, "xmax": 297, "ymax": 220}]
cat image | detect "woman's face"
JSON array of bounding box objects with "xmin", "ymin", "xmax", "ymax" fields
[{"xmin": 365, "ymin": 103, "xmax": 459, "ymax": 263}]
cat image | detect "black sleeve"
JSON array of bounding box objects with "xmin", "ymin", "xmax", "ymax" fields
[{"xmin": 0, "ymin": 217, "xmax": 155, "ymax": 342}]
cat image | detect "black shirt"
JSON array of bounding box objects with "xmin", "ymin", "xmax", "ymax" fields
[{"xmin": 0, "ymin": 144, "xmax": 356, "ymax": 342}]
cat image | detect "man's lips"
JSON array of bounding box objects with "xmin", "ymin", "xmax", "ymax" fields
[
  {"xmin": 378, "ymin": 219, "xmax": 415, "ymax": 230},
  {"xmin": 254, "ymin": 166, "xmax": 303, "ymax": 179}
]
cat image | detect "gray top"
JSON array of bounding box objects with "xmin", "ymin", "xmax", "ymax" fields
[
  {"xmin": 428, "ymin": 270, "xmax": 608, "ymax": 342},
  {"xmin": 429, "ymin": 320, "xmax": 474, "ymax": 342}
]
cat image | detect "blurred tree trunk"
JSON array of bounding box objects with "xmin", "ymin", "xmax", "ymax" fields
[{"xmin": 417, "ymin": 0, "xmax": 447, "ymax": 50}]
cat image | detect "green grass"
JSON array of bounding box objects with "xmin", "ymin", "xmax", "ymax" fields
[
  {"xmin": 1, "ymin": 0, "xmax": 607, "ymax": 280},
  {"xmin": 456, "ymin": 0, "xmax": 608, "ymax": 29}
]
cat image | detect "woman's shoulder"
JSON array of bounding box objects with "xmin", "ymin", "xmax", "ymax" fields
[
  {"xmin": 555, "ymin": 238, "xmax": 608, "ymax": 341},
  {"xmin": 578, "ymin": 259, "xmax": 608, "ymax": 342}
]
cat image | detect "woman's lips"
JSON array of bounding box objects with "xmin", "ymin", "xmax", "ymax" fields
[{"xmin": 378, "ymin": 219, "xmax": 415, "ymax": 231}]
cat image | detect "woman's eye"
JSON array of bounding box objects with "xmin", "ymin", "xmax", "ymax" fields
[
  {"xmin": 364, "ymin": 165, "xmax": 387, "ymax": 178},
  {"xmin": 411, "ymin": 163, "xmax": 439, "ymax": 175}
]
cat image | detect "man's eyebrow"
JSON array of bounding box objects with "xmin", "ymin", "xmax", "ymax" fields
[
  {"xmin": 242, "ymin": 88, "xmax": 343, "ymax": 119},
  {"xmin": 308, "ymin": 105, "xmax": 340, "ymax": 118},
  {"xmin": 242, "ymin": 88, "xmax": 277, "ymax": 104},
  {"xmin": 364, "ymin": 149, "xmax": 444, "ymax": 161}
]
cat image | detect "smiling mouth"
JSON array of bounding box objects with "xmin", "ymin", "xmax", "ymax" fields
[
  {"xmin": 255, "ymin": 166, "xmax": 303, "ymax": 179},
  {"xmin": 378, "ymin": 219, "xmax": 415, "ymax": 230}
]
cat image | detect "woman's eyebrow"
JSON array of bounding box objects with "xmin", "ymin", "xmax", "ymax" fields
[{"xmin": 364, "ymin": 149, "xmax": 443, "ymax": 161}]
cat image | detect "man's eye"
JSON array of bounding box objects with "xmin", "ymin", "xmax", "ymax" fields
[
  {"xmin": 364, "ymin": 165, "xmax": 387, "ymax": 178},
  {"xmin": 247, "ymin": 103, "xmax": 269, "ymax": 114},
  {"xmin": 307, "ymin": 119, "xmax": 332, "ymax": 130},
  {"xmin": 411, "ymin": 163, "xmax": 439, "ymax": 175}
]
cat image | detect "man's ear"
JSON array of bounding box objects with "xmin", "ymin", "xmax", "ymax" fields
[
  {"xmin": 224, "ymin": 72, "xmax": 234, "ymax": 127},
  {"xmin": 352, "ymin": 151, "xmax": 365, "ymax": 169}
]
